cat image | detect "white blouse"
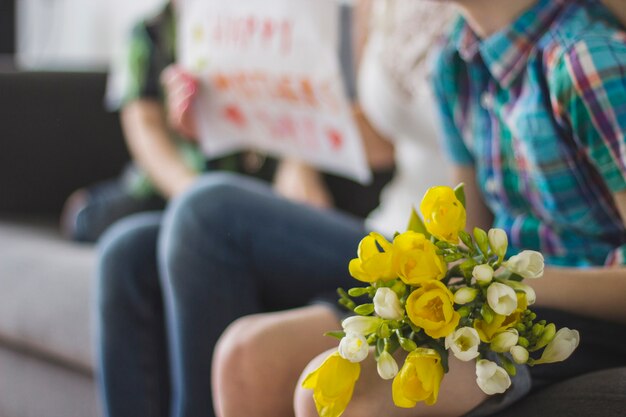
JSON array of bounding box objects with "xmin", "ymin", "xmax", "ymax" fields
[{"xmin": 359, "ymin": 0, "xmax": 456, "ymax": 236}]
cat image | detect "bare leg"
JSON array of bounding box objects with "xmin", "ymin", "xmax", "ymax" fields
[
  {"xmin": 294, "ymin": 348, "xmax": 488, "ymax": 417},
  {"xmin": 212, "ymin": 305, "xmax": 341, "ymax": 417}
]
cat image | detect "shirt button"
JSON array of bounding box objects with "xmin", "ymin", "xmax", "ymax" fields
[
  {"xmin": 485, "ymin": 177, "xmax": 498, "ymax": 194},
  {"xmin": 480, "ymin": 92, "xmax": 493, "ymax": 110}
]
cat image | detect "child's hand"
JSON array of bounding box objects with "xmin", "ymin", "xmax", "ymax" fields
[{"xmin": 161, "ymin": 65, "xmax": 199, "ymax": 140}]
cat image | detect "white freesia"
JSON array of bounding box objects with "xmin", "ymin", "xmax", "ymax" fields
[
  {"xmin": 338, "ymin": 332, "xmax": 369, "ymax": 363},
  {"xmin": 510, "ymin": 346, "xmax": 529, "ymax": 364},
  {"xmin": 488, "ymin": 228, "xmax": 508, "ymax": 259},
  {"xmin": 341, "ymin": 316, "xmax": 382, "ymax": 335},
  {"xmin": 505, "ymin": 250, "xmax": 544, "ymax": 279},
  {"xmin": 373, "ymin": 288, "xmax": 404, "ymax": 320},
  {"xmin": 377, "ymin": 350, "xmax": 399, "ymax": 380},
  {"xmin": 454, "ymin": 287, "xmax": 478, "ymax": 305},
  {"xmin": 487, "ymin": 283, "xmax": 518, "ymax": 316},
  {"xmin": 490, "ymin": 329, "xmax": 519, "ymax": 353},
  {"xmin": 476, "ymin": 359, "xmax": 511, "ymax": 395},
  {"xmin": 473, "ymin": 264, "xmax": 494, "ymax": 284},
  {"xmin": 445, "ymin": 327, "xmax": 481, "ymax": 361},
  {"xmin": 534, "ymin": 328, "xmax": 580, "ymax": 364},
  {"xmin": 502, "ymin": 280, "xmax": 536, "ymax": 305}
]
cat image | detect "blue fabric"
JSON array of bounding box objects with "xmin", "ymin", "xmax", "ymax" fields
[{"xmin": 95, "ymin": 173, "xmax": 366, "ymax": 417}]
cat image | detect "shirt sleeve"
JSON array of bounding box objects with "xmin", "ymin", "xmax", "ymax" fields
[
  {"xmin": 431, "ymin": 48, "xmax": 475, "ymax": 166},
  {"xmin": 548, "ymin": 35, "xmax": 626, "ymax": 193},
  {"xmin": 106, "ymin": 22, "xmax": 162, "ymax": 111}
]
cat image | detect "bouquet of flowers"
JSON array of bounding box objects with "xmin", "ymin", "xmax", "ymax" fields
[{"xmin": 302, "ymin": 185, "xmax": 580, "ymax": 417}]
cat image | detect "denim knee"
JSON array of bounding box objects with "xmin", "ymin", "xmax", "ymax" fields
[
  {"xmin": 158, "ymin": 173, "xmax": 266, "ymax": 287},
  {"xmin": 97, "ymin": 212, "xmax": 162, "ymax": 318}
]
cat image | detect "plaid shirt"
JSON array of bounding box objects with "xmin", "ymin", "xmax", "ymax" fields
[{"xmin": 433, "ymin": 0, "xmax": 626, "ymax": 266}]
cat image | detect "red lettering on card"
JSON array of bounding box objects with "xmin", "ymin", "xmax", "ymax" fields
[
  {"xmin": 326, "ymin": 128, "xmax": 344, "ymax": 151},
  {"xmin": 223, "ymin": 105, "xmax": 247, "ymax": 127}
]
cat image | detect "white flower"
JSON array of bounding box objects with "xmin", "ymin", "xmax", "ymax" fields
[
  {"xmin": 338, "ymin": 332, "xmax": 369, "ymax": 363},
  {"xmin": 341, "ymin": 316, "xmax": 382, "ymax": 335},
  {"xmin": 490, "ymin": 329, "xmax": 519, "ymax": 353},
  {"xmin": 454, "ymin": 287, "xmax": 478, "ymax": 305},
  {"xmin": 473, "ymin": 264, "xmax": 494, "ymax": 284},
  {"xmin": 488, "ymin": 229, "xmax": 508, "ymax": 259},
  {"xmin": 502, "ymin": 280, "xmax": 536, "ymax": 305},
  {"xmin": 505, "ymin": 250, "xmax": 544, "ymax": 279},
  {"xmin": 377, "ymin": 351, "xmax": 399, "ymax": 380},
  {"xmin": 476, "ymin": 359, "xmax": 511, "ymax": 395},
  {"xmin": 373, "ymin": 288, "xmax": 404, "ymax": 320},
  {"xmin": 510, "ymin": 346, "xmax": 529, "ymax": 364},
  {"xmin": 534, "ymin": 328, "xmax": 580, "ymax": 364},
  {"xmin": 487, "ymin": 283, "xmax": 518, "ymax": 316},
  {"xmin": 445, "ymin": 327, "xmax": 481, "ymax": 361}
]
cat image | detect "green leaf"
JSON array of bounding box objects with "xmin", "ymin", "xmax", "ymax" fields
[
  {"xmin": 454, "ymin": 183, "xmax": 466, "ymax": 208},
  {"xmin": 324, "ymin": 331, "xmax": 346, "ymax": 340},
  {"xmin": 497, "ymin": 353, "xmax": 517, "ymax": 376},
  {"xmin": 407, "ymin": 207, "xmax": 430, "ymax": 238}
]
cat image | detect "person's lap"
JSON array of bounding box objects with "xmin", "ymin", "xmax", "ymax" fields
[{"xmin": 96, "ymin": 172, "xmax": 368, "ymax": 417}]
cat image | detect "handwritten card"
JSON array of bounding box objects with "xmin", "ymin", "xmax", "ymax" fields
[{"xmin": 178, "ymin": 0, "xmax": 371, "ymax": 183}]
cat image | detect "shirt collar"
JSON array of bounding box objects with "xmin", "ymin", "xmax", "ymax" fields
[{"xmin": 453, "ymin": 0, "xmax": 564, "ymax": 88}]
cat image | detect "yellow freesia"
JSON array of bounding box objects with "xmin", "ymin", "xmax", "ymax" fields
[
  {"xmin": 348, "ymin": 233, "xmax": 396, "ymax": 283},
  {"xmin": 301, "ymin": 351, "xmax": 361, "ymax": 417},
  {"xmin": 392, "ymin": 232, "xmax": 447, "ymax": 285},
  {"xmin": 473, "ymin": 293, "xmax": 528, "ymax": 342},
  {"xmin": 420, "ymin": 186, "xmax": 466, "ymax": 243},
  {"xmin": 406, "ymin": 280, "xmax": 460, "ymax": 339},
  {"xmin": 392, "ymin": 348, "xmax": 444, "ymax": 407}
]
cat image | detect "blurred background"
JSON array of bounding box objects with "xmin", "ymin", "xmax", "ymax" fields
[{"xmin": 5, "ymin": 0, "xmax": 165, "ymax": 69}]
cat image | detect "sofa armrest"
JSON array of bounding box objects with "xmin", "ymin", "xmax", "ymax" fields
[{"xmin": 0, "ymin": 71, "xmax": 130, "ymax": 215}]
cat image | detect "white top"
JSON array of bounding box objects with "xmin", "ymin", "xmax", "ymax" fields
[{"xmin": 360, "ymin": 0, "xmax": 455, "ymax": 236}]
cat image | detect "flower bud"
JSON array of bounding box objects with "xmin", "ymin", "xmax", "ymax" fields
[
  {"xmin": 373, "ymin": 288, "xmax": 404, "ymax": 320},
  {"xmin": 534, "ymin": 323, "xmax": 556, "ymax": 350},
  {"xmin": 510, "ymin": 346, "xmax": 529, "ymax": 364},
  {"xmin": 487, "ymin": 283, "xmax": 518, "ymax": 316},
  {"xmin": 454, "ymin": 287, "xmax": 478, "ymax": 305},
  {"xmin": 377, "ymin": 351, "xmax": 399, "ymax": 380},
  {"xmin": 502, "ymin": 280, "xmax": 536, "ymax": 305},
  {"xmin": 505, "ymin": 250, "xmax": 544, "ymax": 279},
  {"xmin": 398, "ymin": 336, "xmax": 418, "ymax": 352},
  {"xmin": 534, "ymin": 328, "xmax": 579, "ymax": 364},
  {"xmin": 488, "ymin": 228, "xmax": 508, "ymax": 260},
  {"xmin": 490, "ymin": 329, "xmax": 519, "ymax": 353},
  {"xmin": 473, "ymin": 227, "xmax": 489, "ymax": 256},
  {"xmin": 473, "ymin": 264, "xmax": 494, "ymax": 284},
  {"xmin": 338, "ymin": 332, "xmax": 369, "ymax": 363},
  {"xmin": 476, "ymin": 359, "xmax": 511, "ymax": 395},
  {"xmin": 445, "ymin": 327, "xmax": 480, "ymax": 361},
  {"xmin": 341, "ymin": 316, "xmax": 382, "ymax": 335}
]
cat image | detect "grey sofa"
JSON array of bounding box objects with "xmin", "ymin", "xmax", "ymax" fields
[{"xmin": 0, "ymin": 69, "xmax": 128, "ymax": 417}]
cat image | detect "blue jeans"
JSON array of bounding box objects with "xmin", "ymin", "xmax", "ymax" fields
[{"xmin": 96, "ymin": 173, "xmax": 366, "ymax": 417}]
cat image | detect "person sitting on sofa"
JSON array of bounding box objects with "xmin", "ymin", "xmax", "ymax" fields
[
  {"xmin": 95, "ymin": 1, "xmax": 456, "ymax": 416},
  {"xmin": 203, "ymin": 0, "xmax": 626, "ymax": 416},
  {"xmin": 61, "ymin": 0, "xmax": 394, "ymax": 243}
]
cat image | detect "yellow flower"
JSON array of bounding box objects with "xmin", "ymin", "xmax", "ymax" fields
[
  {"xmin": 301, "ymin": 351, "xmax": 361, "ymax": 417},
  {"xmin": 420, "ymin": 186, "xmax": 466, "ymax": 243},
  {"xmin": 392, "ymin": 232, "xmax": 447, "ymax": 285},
  {"xmin": 348, "ymin": 233, "xmax": 396, "ymax": 283},
  {"xmin": 473, "ymin": 293, "xmax": 528, "ymax": 342},
  {"xmin": 406, "ymin": 280, "xmax": 460, "ymax": 339},
  {"xmin": 392, "ymin": 348, "xmax": 444, "ymax": 407}
]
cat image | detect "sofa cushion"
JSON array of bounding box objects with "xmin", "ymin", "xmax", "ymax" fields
[{"xmin": 0, "ymin": 218, "xmax": 94, "ymax": 372}]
